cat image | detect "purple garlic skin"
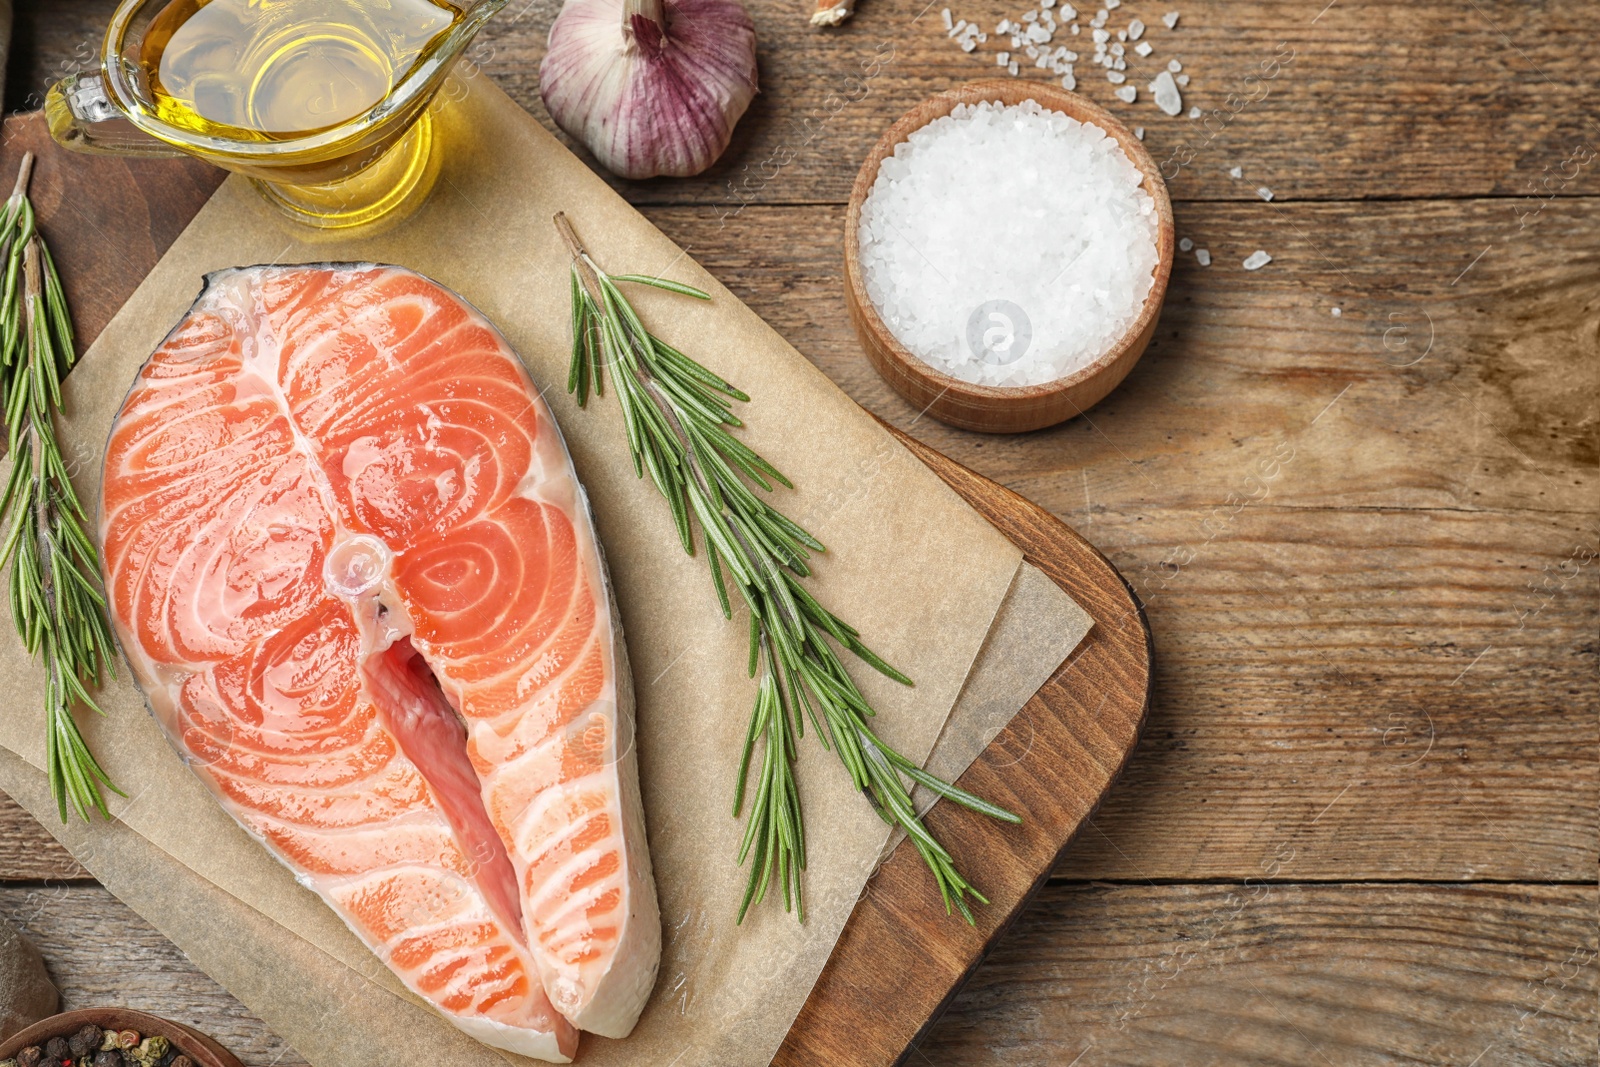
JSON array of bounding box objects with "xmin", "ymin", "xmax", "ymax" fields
[{"xmin": 541, "ymin": 0, "xmax": 759, "ymax": 180}]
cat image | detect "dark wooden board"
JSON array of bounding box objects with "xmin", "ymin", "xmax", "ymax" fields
[{"xmin": 0, "ymin": 111, "xmax": 1151, "ymax": 1067}]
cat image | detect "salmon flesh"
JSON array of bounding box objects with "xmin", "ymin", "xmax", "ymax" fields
[{"xmin": 100, "ymin": 264, "xmax": 660, "ymax": 1061}]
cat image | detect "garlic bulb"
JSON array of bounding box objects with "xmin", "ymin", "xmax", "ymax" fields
[{"xmin": 540, "ymin": 0, "xmax": 760, "ymax": 180}]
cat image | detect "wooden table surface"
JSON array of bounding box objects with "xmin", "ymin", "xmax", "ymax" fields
[{"xmin": 3, "ymin": 2, "xmax": 1596, "ymax": 1065}]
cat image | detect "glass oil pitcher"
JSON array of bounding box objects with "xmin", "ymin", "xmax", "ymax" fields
[{"xmin": 47, "ymin": 0, "xmax": 507, "ymax": 230}]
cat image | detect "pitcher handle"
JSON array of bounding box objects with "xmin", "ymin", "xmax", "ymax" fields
[{"xmin": 45, "ymin": 71, "xmax": 185, "ymax": 158}]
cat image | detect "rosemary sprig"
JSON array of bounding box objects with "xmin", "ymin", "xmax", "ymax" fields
[
  {"xmin": 553, "ymin": 213, "xmax": 1019, "ymax": 924},
  {"xmin": 0, "ymin": 153, "xmax": 120, "ymax": 821}
]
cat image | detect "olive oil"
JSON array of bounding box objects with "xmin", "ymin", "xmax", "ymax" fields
[{"xmin": 141, "ymin": 0, "xmax": 463, "ymax": 140}]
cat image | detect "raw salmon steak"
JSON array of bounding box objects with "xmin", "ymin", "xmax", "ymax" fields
[{"xmin": 100, "ymin": 264, "xmax": 660, "ymax": 1060}]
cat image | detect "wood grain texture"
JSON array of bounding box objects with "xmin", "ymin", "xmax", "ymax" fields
[
  {"xmin": 917, "ymin": 881, "xmax": 1600, "ymax": 1067},
  {"xmin": 11, "ymin": 0, "xmax": 1600, "ymax": 206},
  {"xmin": 6, "ymin": 882, "xmax": 1594, "ymax": 1067},
  {"xmin": 0, "ymin": 794, "xmax": 85, "ymax": 880}
]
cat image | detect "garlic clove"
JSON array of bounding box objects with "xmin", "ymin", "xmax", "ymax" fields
[{"xmin": 541, "ymin": 0, "xmax": 760, "ymax": 180}]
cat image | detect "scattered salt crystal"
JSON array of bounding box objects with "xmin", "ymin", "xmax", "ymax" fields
[
  {"xmin": 1256, "ymin": 186, "xmax": 1274, "ymax": 201},
  {"xmin": 1097, "ymin": 7, "xmax": 1108, "ymax": 17},
  {"xmin": 1176, "ymin": 73, "xmax": 1189, "ymax": 86},
  {"xmin": 1134, "ymin": 40, "xmax": 1152, "ymax": 56},
  {"xmin": 1092, "ymin": 26, "xmax": 1109, "ymax": 41},
  {"xmin": 1111, "ymin": 41, "xmax": 1125, "ymax": 55},
  {"xmin": 947, "ymin": 18, "xmax": 966, "ymax": 36},
  {"xmin": 1010, "ymin": 60, "xmax": 1021, "ymax": 75},
  {"xmin": 1128, "ymin": 17, "xmax": 1144, "ymax": 39},
  {"xmin": 1188, "ymin": 105, "xmax": 1201, "ymax": 118},
  {"xmin": 1113, "ymin": 56, "xmax": 1126, "ymax": 69},
  {"xmin": 1228, "ymin": 166, "xmax": 1242, "ymax": 178},
  {"xmin": 1025, "ymin": 43, "xmax": 1039, "ymax": 56},
  {"xmin": 941, "ymin": 7, "xmax": 953, "ymax": 29},
  {"xmin": 978, "ymin": 31, "xmax": 988, "ymax": 42},
  {"xmin": 1115, "ymin": 84, "xmax": 1137, "ymax": 103},
  {"xmin": 1179, "ymin": 237, "xmax": 1194, "ymax": 251},
  {"xmin": 997, "ymin": 51, "xmax": 1010, "ymax": 65},
  {"xmin": 1107, "ymin": 70, "xmax": 1126, "ymax": 83},
  {"xmin": 1042, "ymin": 0, "xmax": 1056, "ymax": 7},
  {"xmin": 1106, "ymin": 0, "xmax": 1120, "ymax": 7},
  {"xmin": 1195, "ymin": 248, "xmax": 1211, "ymax": 266},
  {"xmin": 1060, "ymin": 2, "xmax": 1076, "ymax": 17},
  {"xmin": 997, "ymin": 18, "xmax": 1010, "ymax": 32},
  {"xmin": 1133, "ymin": 126, "xmax": 1145, "ymax": 139},
  {"xmin": 1065, "ymin": 49, "xmax": 1078, "ymax": 59},
  {"xmin": 1331, "ymin": 307, "xmax": 1341, "ymax": 317},
  {"xmin": 1242, "ymin": 250, "xmax": 1272, "ymax": 270},
  {"xmin": 961, "ymin": 37, "xmax": 977, "ymax": 51},
  {"xmin": 1162, "ymin": 10, "xmax": 1179, "ymax": 27},
  {"xmin": 1151, "ymin": 70, "xmax": 1182, "ymax": 115},
  {"xmin": 1060, "ymin": 71, "xmax": 1075, "ymax": 88},
  {"xmin": 1024, "ymin": 9, "xmax": 1038, "ymax": 20},
  {"xmin": 1071, "ymin": 23, "xmax": 1080, "ymax": 33},
  {"xmin": 857, "ymin": 100, "xmax": 1160, "ymax": 389},
  {"xmin": 1168, "ymin": 58, "xmax": 1182, "ymax": 72}
]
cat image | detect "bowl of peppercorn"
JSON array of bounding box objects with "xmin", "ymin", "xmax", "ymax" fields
[{"xmin": 0, "ymin": 1008, "xmax": 243, "ymax": 1067}]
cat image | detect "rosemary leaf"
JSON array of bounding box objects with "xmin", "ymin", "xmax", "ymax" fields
[
  {"xmin": 0, "ymin": 154, "xmax": 121, "ymax": 822},
  {"xmin": 553, "ymin": 211, "xmax": 1018, "ymax": 924}
]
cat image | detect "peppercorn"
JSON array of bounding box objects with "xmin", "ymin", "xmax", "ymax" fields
[
  {"xmin": 115, "ymin": 1034, "xmax": 139, "ymax": 1053},
  {"xmin": 14, "ymin": 1048, "xmax": 42, "ymax": 1067},
  {"xmin": 68, "ymin": 1026, "xmax": 103, "ymax": 1059},
  {"xmin": 91, "ymin": 1054, "xmax": 120, "ymax": 1067},
  {"xmin": 43, "ymin": 1037, "xmax": 69, "ymax": 1062}
]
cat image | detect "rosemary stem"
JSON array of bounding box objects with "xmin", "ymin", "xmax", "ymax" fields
[
  {"xmin": 0, "ymin": 152, "xmax": 120, "ymax": 821},
  {"xmin": 554, "ymin": 212, "xmax": 1019, "ymax": 923}
]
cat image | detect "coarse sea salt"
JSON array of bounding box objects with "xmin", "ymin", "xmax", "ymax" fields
[{"xmin": 858, "ymin": 100, "xmax": 1160, "ymax": 389}]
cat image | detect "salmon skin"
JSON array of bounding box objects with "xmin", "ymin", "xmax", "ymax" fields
[{"xmin": 100, "ymin": 264, "xmax": 660, "ymax": 1060}]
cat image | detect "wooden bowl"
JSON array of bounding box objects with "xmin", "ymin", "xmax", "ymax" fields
[
  {"xmin": 0, "ymin": 1008, "xmax": 245, "ymax": 1067},
  {"xmin": 844, "ymin": 80, "xmax": 1175, "ymax": 434}
]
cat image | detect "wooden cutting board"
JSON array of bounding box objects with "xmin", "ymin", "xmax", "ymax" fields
[{"xmin": 0, "ymin": 111, "xmax": 1152, "ymax": 1067}]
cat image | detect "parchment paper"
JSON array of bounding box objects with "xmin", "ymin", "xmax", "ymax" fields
[
  {"xmin": 917, "ymin": 563, "xmax": 1093, "ymax": 812},
  {"xmin": 0, "ymin": 73, "xmax": 1090, "ymax": 1066}
]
